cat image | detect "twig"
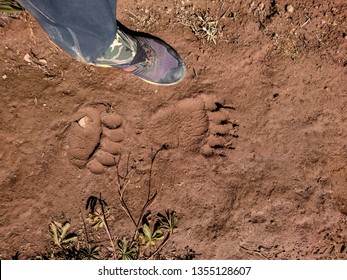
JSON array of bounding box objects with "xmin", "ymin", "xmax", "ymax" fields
[
  {"xmin": 118, "ymin": 177, "xmax": 137, "ymax": 226},
  {"xmin": 99, "ymin": 193, "xmax": 116, "ymax": 259},
  {"xmin": 116, "ymin": 153, "xmax": 137, "ymax": 226},
  {"xmin": 80, "ymin": 210, "xmax": 90, "ymax": 244},
  {"xmin": 239, "ymin": 245, "xmax": 270, "ymax": 260},
  {"xmin": 148, "ymin": 232, "xmax": 172, "ymax": 260},
  {"xmin": 301, "ymin": 15, "xmax": 311, "ymax": 28},
  {"xmin": 136, "ymin": 145, "xmax": 167, "ymax": 229}
]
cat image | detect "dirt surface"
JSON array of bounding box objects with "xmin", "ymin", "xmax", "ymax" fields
[{"xmin": 1, "ymin": 0, "xmax": 347, "ymax": 260}]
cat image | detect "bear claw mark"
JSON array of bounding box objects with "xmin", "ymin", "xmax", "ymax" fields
[{"xmin": 66, "ymin": 107, "xmax": 125, "ymax": 174}]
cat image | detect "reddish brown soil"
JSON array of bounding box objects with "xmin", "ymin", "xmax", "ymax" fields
[{"xmin": 1, "ymin": 0, "xmax": 347, "ymax": 259}]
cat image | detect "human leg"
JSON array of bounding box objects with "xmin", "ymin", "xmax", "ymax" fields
[
  {"xmin": 17, "ymin": 0, "xmax": 186, "ymax": 85},
  {"xmin": 16, "ymin": 0, "xmax": 117, "ymax": 63}
]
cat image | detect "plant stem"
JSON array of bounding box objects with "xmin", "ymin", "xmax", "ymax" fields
[
  {"xmin": 99, "ymin": 193, "xmax": 116, "ymax": 259},
  {"xmin": 148, "ymin": 232, "xmax": 172, "ymax": 260}
]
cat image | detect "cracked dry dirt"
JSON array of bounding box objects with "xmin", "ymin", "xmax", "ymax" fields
[{"xmin": 1, "ymin": 0, "xmax": 347, "ymax": 259}]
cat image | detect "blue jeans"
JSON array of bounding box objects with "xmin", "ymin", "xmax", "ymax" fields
[{"xmin": 17, "ymin": 0, "xmax": 117, "ymax": 63}]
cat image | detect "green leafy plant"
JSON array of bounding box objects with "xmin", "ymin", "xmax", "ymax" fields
[
  {"xmin": 156, "ymin": 210, "xmax": 178, "ymax": 234},
  {"xmin": 86, "ymin": 207, "xmax": 106, "ymax": 229},
  {"xmin": 139, "ymin": 223, "xmax": 164, "ymax": 248},
  {"xmin": 47, "ymin": 221, "xmax": 100, "ymax": 260},
  {"xmin": 49, "ymin": 221, "xmax": 78, "ymax": 249},
  {"xmin": 0, "ymin": 1, "xmax": 23, "ymax": 13},
  {"xmin": 78, "ymin": 244, "xmax": 100, "ymax": 260},
  {"xmin": 117, "ymin": 238, "xmax": 138, "ymax": 260}
]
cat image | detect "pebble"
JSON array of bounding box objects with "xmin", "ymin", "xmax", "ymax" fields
[
  {"xmin": 285, "ymin": 4, "xmax": 294, "ymax": 13},
  {"xmin": 24, "ymin": 53, "xmax": 32, "ymax": 63}
]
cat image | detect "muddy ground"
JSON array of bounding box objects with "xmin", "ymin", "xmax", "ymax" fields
[{"xmin": 1, "ymin": 0, "xmax": 347, "ymax": 259}]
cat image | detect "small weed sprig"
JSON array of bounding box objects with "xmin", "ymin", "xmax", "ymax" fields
[
  {"xmin": 86, "ymin": 194, "xmax": 116, "ymax": 259},
  {"xmin": 47, "ymin": 221, "xmax": 100, "ymax": 260},
  {"xmin": 114, "ymin": 146, "xmax": 178, "ymax": 259},
  {"xmin": 175, "ymin": 7, "xmax": 222, "ymax": 44}
]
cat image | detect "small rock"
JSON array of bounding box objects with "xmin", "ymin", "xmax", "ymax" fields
[
  {"xmin": 78, "ymin": 116, "xmax": 93, "ymax": 128},
  {"xmin": 39, "ymin": 58, "xmax": 47, "ymax": 65},
  {"xmin": 285, "ymin": 4, "xmax": 294, "ymax": 13},
  {"xmin": 24, "ymin": 53, "xmax": 32, "ymax": 63},
  {"xmin": 2, "ymin": 74, "xmax": 7, "ymax": 80}
]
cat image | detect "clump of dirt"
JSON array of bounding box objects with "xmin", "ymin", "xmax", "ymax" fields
[{"xmin": 1, "ymin": 0, "xmax": 347, "ymax": 260}]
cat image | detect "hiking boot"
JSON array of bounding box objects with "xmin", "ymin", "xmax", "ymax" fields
[{"xmin": 95, "ymin": 29, "xmax": 186, "ymax": 86}]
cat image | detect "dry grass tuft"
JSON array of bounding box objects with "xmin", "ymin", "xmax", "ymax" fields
[{"xmin": 176, "ymin": 7, "xmax": 222, "ymax": 44}]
